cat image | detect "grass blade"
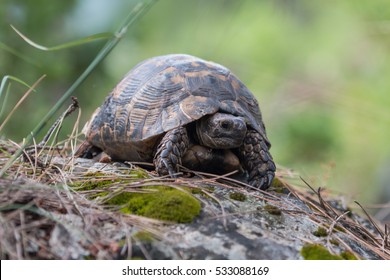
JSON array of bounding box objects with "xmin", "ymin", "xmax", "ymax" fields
[
  {"xmin": 0, "ymin": 0, "xmax": 158, "ymax": 177},
  {"xmin": 0, "ymin": 42, "xmax": 40, "ymax": 66},
  {"xmin": 10, "ymin": 26, "xmax": 114, "ymax": 51},
  {"xmin": 0, "ymin": 75, "xmax": 36, "ymax": 122},
  {"xmin": 0, "ymin": 75, "xmax": 45, "ymax": 133}
]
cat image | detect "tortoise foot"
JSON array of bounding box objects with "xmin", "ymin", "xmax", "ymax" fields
[
  {"xmin": 154, "ymin": 127, "xmax": 189, "ymax": 177},
  {"xmin": 240, "ymin": 130, "xmax": 276, "ymax": 190},
  {"xmin": 74, "ymin": 141, "xmax": 102, "ymax": 159}
]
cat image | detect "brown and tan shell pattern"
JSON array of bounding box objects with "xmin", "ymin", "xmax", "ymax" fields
[{"xmin": 84, "ymin": 54, "xmax": 270, "ymax": 161}]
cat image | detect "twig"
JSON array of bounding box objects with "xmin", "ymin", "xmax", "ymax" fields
[
  {"xmin": 355, "ymin": 200, "xmax": 385, "ymax": 239},
  {"xmin": 326, "ymin": 211, "xmax": 350, "ymax": 253},
  {"xmin": 38, "ymin": 96, "xmax": 79, "ymax": 146}
]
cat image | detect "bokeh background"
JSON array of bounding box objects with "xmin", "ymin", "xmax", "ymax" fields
[{"xmin": 1, "ymin": 0, "xmax": 390, "ymax": 213}]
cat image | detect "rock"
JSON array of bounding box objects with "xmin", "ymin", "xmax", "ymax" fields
[
  {"xmin": 0, "ymin": 156, "xmax": 388, "ymax": 260},
  {"xmin": 140, "ymin": 182, "xmax": 385, "ymax": 260},
  {"xmin": 62, "ymin": 158, "xmax": 386, "ymax": 260}
]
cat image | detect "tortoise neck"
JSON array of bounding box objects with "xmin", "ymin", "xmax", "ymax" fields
[
  {"xmin": 195, "ymin": 117, "xmax": 213, "ymax": 148},
  {"xmin": 186, "ymin": 121, "xmax": 200, "ymax": 145}
]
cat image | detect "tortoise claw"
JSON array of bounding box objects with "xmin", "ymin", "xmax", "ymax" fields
[
  {"xmin": 267, "ymin": 173, "xmax": 275, "ymax": 187},
  {"xmin": 160, "ymin": 158, "xmax": 177, "ymax": 178},
  {"xmin": 248, "ymin": 172, "xmax": 275, "ymax": 190}
]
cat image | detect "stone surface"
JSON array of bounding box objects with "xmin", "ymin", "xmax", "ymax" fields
[
  {"xmin": 139, "ymin": 184, "xmax": 382, "ymax": 260},
  {"xmin": 1, "ymin": 156, "xmax": 387, "ymax": 260},
  {"xmin": 63, "ymin": 158, "xmax": 387, "ymax": 260}
]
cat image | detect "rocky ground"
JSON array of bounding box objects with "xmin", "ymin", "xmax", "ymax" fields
[{"xmin": 0, "ymin": 141, "xmax": 389, "ymax": 260}]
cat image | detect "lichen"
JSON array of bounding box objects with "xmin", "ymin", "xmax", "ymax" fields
[
  {"xmin": 229, "ymin": 192, "xmax": 247, "ymax": 201},
  {"xmin": 264, "ymin": 204, "xmax": 282, "ymax": 215},
  {"xmin": 313, "ymin": 226, "xmax": 328, "ymax": 237}
]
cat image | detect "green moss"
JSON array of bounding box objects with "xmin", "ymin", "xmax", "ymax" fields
[
  {"xmin": 189, "ymin": 185, "xmax": 215, "ymax": 197},
  {"xmin": 106, "ymin": 192, "xmax": 134, "ymax": 205},
  {"xmin": 301, "ymin": 244, "xmax": 359, "ymax": 260},
  {"xmin": 340, "ymin": 251, "xmax": 358, "ymax": 260},
  {"xmin": 0, "ymin": 147, "xmax": 11, "ymax": 157},
  {"xmin": 108, "ymin": 186, "xmax": 201, "ymax": 223},
  {"xmin": 330, "ymin": 239, "xmax": 340, "ymax": 246},
  {"xmin": 128, "ymin": 168, "xmax": 150, "ymax": 179},
  {"xmin": 313, "ymin": 226, "xmax": 328, "ymax": 237},
  {"xmin": 71, "ymin": 171, "xmax": 119, "ymax": 190},
  {"xmin": 270, "ymin": 177, "xmax": 289, "ymax": 194},
  {"xmin": 70, "ymin": 169, "xmax": 150, "ymax": 191},
  {"xmin": 71, "ymin": 170, "xmax": 200, "ymax": 223},
  {"xmin": 264, "ymin": 204, "xmax": 282, "ymax": 215},
  {"xmin": 334, "ymin": 225, "xmax": 346, "ymax": 233},
  {"xmin": 133, "ymin": 231, "xmax": 154, "ymax": 244},
  {"xmin": 301, "ymin": 244, "xmax": 343, "ymax": 260},
  {"xmin": 190, "ymin": 187, "xmax": 203, "ymax": 194},
  {"xmin": 229, "ymin": 192, "xmax": 247, "ymax": 201}
]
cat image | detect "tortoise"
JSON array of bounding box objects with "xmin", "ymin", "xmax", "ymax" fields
[{"xmin": 76, "ymin": 54, "xmax": 275, "ymax": 190}]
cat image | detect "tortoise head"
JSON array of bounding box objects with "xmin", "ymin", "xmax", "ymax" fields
[{"xmin": 196, "ymin": 113, "xmax": 247, "ymax": 149}]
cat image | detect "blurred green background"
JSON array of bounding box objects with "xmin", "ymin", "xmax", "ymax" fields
[{"xmin": 1, "ymin": 0, "xmax": 390, "ymax": 209}]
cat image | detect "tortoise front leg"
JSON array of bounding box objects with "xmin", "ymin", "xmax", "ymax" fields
[
  {"xmin": 74, "ymin": 141, "xmax": 102, "ymax": 159},
  {"xmin": 239, "ymin": 130, "xmax": 276, "ymax": 190},
  {"xmin": 154, "ymin": 126, "xmax": 189, "ymax": 177}
]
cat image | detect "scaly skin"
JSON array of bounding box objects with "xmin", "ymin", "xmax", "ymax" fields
[
  {"xmin": 74, "ymin": 141, "xmax": 102, "ymax": 159},
  {"xmin": 239, "ymin": 130, "xmax": 276, "ymax": 190},
  {"xmin": 154, "ymin": 127, "xmax": 189, "ymax": 177}
]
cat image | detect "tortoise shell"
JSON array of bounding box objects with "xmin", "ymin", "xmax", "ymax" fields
[{"xmin": 83, "ymin": 54, "xmax": 270, "ymax": 161}]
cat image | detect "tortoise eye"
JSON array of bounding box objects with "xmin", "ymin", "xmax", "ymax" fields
[{"xmin": 220, "ymin": 121, "xmax": 231, "ymax": 129}]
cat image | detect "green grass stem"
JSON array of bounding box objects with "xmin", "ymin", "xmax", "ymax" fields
[{"xmin": 0, "ymin": 0, "xmax": 158, "ymax": 177}]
